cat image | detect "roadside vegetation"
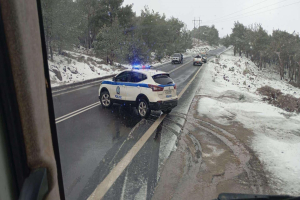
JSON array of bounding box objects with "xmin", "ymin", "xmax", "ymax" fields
[
  {"xmin": 41, "ymin": 0, "xmax": 193, "ymax": 65},
  {"xmin": 257, "ymin": 86, "xmax": 300, "ymax": 113},
  {"xmin": 190, "ymin": 25, "xmax": 220, "ymax": 46},
  {"xmin": 220, "ymin": 22, "xmax": 300, "ymax": 87}
]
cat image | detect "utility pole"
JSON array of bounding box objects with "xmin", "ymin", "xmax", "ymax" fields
[
  {"xmin": 198, "ymin": 17, "xmax": 202, "ymax": 46},
  {"xmin": 193, "ymin": 17, "xmax": 196, "ymax": 29},
  {"xmin": 192, "ymin": 17, "xmax": 202, "ymax": 46}
]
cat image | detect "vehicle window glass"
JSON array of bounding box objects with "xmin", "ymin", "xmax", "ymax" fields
[
  {"xmin": 37, "ymin": 0, "xmax": 300, "ymax": 198},
  {"xmin": 152, "ymin": 74, "xmax": 174, "ymax": 85},
  {"xmin": 115, "ymin": 72, "xmax": 130, "ymax": 82},
  {"xmin": 130, "ymin": 72, "xmax": 147, "ymax": 83},
  {"xmin": 142, "ymin": 74, "xmax": 147, "ymax": 80}
]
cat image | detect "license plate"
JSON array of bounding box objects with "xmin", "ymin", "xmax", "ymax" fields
[
  {"xmin": 166, "ymin": 95, "xmax": 172, "ymax": 98},
  {"xmin": 165, "ymin": 90, "xmax": 171, "ymax": 94}
]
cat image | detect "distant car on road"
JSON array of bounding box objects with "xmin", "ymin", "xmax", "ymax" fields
[
  {"xmin": 201, "ymin": 54, "xmax": 207, "ymax": 63},
  {"xmin": 193, "ymin": 55, "xmax": 203, "ymax": 66},
  {"xmin": 99, "ymin": 67, "xmax": 178, "ymax": 118},
  {"xmin": 171, "ymin": 53, "xmax": 183, "ymax": 64}
]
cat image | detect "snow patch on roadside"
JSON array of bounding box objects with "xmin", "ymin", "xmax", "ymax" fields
[
  {"xmin": 48, "ymin": 51, "xmax": 124, "ymax": 87},
  {"xmin": 186, "ymin": 39, "xmax": 217, "ymax": 56},
  {"xmin": 196, "ymin": 48, "xmax": 300, "ymax": 195},
  {"xmin": 186, "ymin": 45, "xmax": 216, "ymax": 56},
  {"xmin": 253, "ymin": 134, "xmax": 300, "ymax": 195}
]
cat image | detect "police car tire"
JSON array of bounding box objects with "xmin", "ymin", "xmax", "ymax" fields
[
  {"xmin": 162, "ymin": 109, "xmax": 172, "ymax": 114},
  {"xmin": 100, "ymin": 91, "xmax": 112, "ymax": 108},
  {"xmin": 137, "ymin": 99, "xmax": 150, "ymax": 118}
]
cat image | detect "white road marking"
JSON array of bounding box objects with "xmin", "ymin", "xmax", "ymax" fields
[
  {"xmin": 178, "ymin": 66, "xmax": 203, "ymax": 98},
  {"xmin": 168, "ymin": 60, "xmax": 192, "ymax": 73},
  {"xmin": 52, "ymin": 82, "xmax": 101, "ymax": 97},
  {"xmin": 55, "ymin": 102, "xmax": 99, "ymax": 121},
  {"xmin": 55, "ymin": 103, "xmax": 100, "ymax": 124},
  {"xmin": 87, "ymin": 114, "xmax": 166, "ymax": 200},
  {"xmin": 87, "ymin": 61, "xmax": 205, "ymax": 200}
]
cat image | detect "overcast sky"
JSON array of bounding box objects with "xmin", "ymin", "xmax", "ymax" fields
[{"xmin": 123, "ymin": 0, "xmax": 300, "ymax": 37}]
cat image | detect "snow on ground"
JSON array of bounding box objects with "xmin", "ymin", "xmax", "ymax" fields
[
  {"xmin": 196, "ymin": 49, "xmax": 300, "ymax": 195},
  {"xmin": 186, "ymin": 39, "xmax": 217, "ymax": 56},
  {"xmin": 48, "ymin": 51, "xmax": 124, "ymax": 87},
  {"xmin": 49, "ymin": 42, "xmax": 212, "ymax": 87},
  {"xmin": 186, "ymin": 45, "xmax": 216, "ymax": 56},
  {"xmin": 151, "ymin": 54, "xmax": 173, "ymax": 67}
]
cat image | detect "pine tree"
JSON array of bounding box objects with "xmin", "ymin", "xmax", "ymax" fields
[{"xmin": 95, "ymin": 19, "xmax": 125, "ymax": 65}]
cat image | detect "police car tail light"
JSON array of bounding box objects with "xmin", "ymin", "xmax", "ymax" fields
[
  {"xmin": 174, "ymin": 84, "xmax": 177, "ymax": 89},
  {"xmin": 148, "ymin": 84, "xmax": 163, "ymax": 91}
]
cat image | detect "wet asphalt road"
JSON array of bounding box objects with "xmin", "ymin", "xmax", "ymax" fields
[{"xmin": 52, "ymin": 46, "xmax": 226, "ymax": 200}]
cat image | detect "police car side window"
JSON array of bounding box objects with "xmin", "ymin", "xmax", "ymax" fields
[
  {"xmin": 115, "ymin": 72, "xmax": 129, "ymax": 82},
  {"xmin": 130, "ymin": 72, "xmax": 147, "ymax": 83}
]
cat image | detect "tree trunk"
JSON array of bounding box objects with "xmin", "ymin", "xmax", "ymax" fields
[
  {"xmin": 297, "ymin": 61, "xmax": 300, "ymax": 84},
  {"xmin": 275, "ymin": 52, "xmax": 284, "ymax": 80},
  {"xmin": 110, "ymin": 50, "xmax": 114, "ymax": 65},
  {"xmin": 259, "ymin": 54, "xmax": 262, "ymax": 70}
]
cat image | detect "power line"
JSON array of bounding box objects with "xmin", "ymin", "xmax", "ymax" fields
[
  {"xmin": 192, "ymin": 17, "xmax": 201, "ymax": 29},
  {"xmin": 206, "ymin": 0, "xmax": 300, "ymax": 25},
  {"xmin": 192, "ymin": 17, "xmax": 202, "ymax": 45},
  {"xmin": 205, "ymin": 0, "xmax": 270, "ymax": 24},
  {"xmin": 205, "ymin": 0, "xmax": 290, "ymax": 24}
]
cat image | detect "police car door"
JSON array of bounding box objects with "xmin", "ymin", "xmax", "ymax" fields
[
  {"xmin": 113, "ymin": 72, "xmax": 129, "ymax": 101},
  {"xmin": 127, "ymin": 72, "xmax": 144, "ymax": 101}
]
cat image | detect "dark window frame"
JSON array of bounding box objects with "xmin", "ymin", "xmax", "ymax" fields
[
  {"xmin": 115, "ymin": 72, "xmax": 131, "ymax": 82},
  {"xmin": 129, "ymin": 72, "xmax": 147, "ymax": 83}
]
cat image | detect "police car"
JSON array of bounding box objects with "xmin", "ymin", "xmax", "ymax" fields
[{"xmin": 98, "ymin": 66, "xmax": 178, "ymax": 118}]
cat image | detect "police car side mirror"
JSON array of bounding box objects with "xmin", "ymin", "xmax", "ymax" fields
[{"xmin": 112, "ymin": 77, "xmax": 116, "ymax": 81}]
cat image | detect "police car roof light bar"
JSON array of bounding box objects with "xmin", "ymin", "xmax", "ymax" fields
[{"xmin": 132, "ymin": 64, "xmax": 151, "ymax": 70}]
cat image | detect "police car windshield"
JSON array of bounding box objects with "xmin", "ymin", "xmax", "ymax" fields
[
  {"xmin": 173, "ymin": 53, "xmax": 180, "ymax": 57},
  {"xmin": 152, "ymin": 74, "xmax": 174, "ymax": 85}
]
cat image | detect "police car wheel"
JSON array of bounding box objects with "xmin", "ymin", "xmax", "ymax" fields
[
  {"xmin": 137, "ymin": 99, "xmax": 150, "ymax": 118},
  {"xmin": 100, "ymin": 91, "xmax": 112, "ymax": 108},
  {"xmin": 162, "ymin": 109, "xmax": 172, "ymax": 114}
]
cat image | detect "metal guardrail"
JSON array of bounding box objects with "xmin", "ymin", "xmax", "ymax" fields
[{"xmin": 51, "ymin": 74, "xmax": 116, "ymax": 92}]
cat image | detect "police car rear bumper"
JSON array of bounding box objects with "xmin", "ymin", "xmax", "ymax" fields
[{"xmin": 149, "ymin": 99, "xmax": 178, "ymax": 111}]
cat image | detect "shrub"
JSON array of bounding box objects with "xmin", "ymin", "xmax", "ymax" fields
[
  {"xmin": 277, "ymin": 95, "xmax": 300, "ymax": 113},
  {"xmin": 257, "ymin": 86, "xmax": 282, "ymax": 99},
  {"xmin": 239, "ymin": 94, "xmax": 245, "ymax": 101},
  {"xmin": 243, "ymin": 68, "xmax": 250, "ymax": 75},
  {"xmin": 77, "ymin": 56, "xmax": 85, "ymax": 62},
  {"xmin": 257, "ymin": 86, "xmax": 300, "ymax": 113}
]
